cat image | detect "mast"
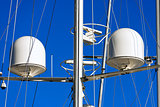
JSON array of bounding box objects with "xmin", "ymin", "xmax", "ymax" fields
[
  {"xmin": 98, "ymin": 0, "xmax": 112, "ymax": 107},
  {"xmin": 73, "ymin": 0, "xmax": 83, "ymax": 106},
  {"xmin": 156, "ymin": 0, "xmax": 160, "ymax": 106}
]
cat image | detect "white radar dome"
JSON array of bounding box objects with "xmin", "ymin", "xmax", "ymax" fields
[
  {"xmin": 106, "ymin": 28, "xmax": 144, "ymax": 70},
  {"xmin": 10, "ymin": 36, "xmax": 46, "ymax": 77}
]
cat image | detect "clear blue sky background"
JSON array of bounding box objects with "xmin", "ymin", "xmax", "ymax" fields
[{"xmin": 0, "ymin": 0, "xmax": 157, "ymax": 107}]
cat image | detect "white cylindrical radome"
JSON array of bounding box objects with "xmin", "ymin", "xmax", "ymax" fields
[
  {"xmin": 106, "ymin": 28, "xmax": 144, "ymax": 70},
  {"xmin": 10, "ymin": 36, "xmax": 46, "ymax": 77}
]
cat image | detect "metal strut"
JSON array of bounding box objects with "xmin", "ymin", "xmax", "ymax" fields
[{"xmin": 98, "ymin": 0, "xmax": 112, "ymax": 107}]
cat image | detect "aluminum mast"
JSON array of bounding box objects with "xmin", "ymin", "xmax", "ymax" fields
[
  {"xmin": 156, "ymin": 0, "xmax": 160, "ymax": 107},
  {"xmin": 73, "ymin": 0, "xmax": 83, "ymax": 107}
]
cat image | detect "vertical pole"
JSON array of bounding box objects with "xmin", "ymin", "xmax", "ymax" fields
[
  {"xmin": 73, "ymin": 0, "xmax": 83, "ymax": 107},
  {"xmin": 156, "ymin": 0, "xmax": 160, "ymax": 107},
  {"xmin": 51, "ymin": 54, "xmax": 53, "ymax": 77},
  {"xmin": 98, "ymin": 0, "xmax": 112, "ymax": 107}
]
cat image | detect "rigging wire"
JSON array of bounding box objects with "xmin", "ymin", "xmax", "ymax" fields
[
  {"xmin": 96, "ymin": 0, "xmax": 109, "ymax": 25},
  {"xmin": 14, "ymin": 81, "xmax": 23, "ymax": 107},
  {"xmin": 32, "ymin": 0, "xmax": 56, "ymax": 106},
  {"xmin": 125, "ymin": 0, "xmax": 141, "ymax": 106},
  {"xmin": 132, "ymin": 6, "xmax": 160, "ymax": 106},
  {"xmin": 149, "ymin": 70, "xmax": 155, "ymax": 107},
  {"xmin": 112, "ymin": 8, "xmax": 119, "ymax": 29},
  {"xmin": 13, "ymin": 0, "xmax": 47, "ymax": 105},
  {"xmin": 0, "ymin": 0, "xmax": 22, "ymax": 42},
  {"xmin": 131, "ymin": 74, "xmax": 139, "ymax": 107},
  {"xmin": 13, "ymin": 1, "xmax": 35, "ymax": 104},
  {"xmin": 147, "ymin": 69, "xmax": 155, "ymax": 107},
  {"xmin": 84, "ymin": 89, "xmax": 91, "ymax": 105},
  {"xmin": 131, "ymin": 74, "xmax": 141, "ymax": 106},
  {"xmin": 12, "ymin": 5, "xmax": 33, "ymax": 107},
  {"xmin": 113, "ymin": 77, "xmax": 116, "ymax": 107},
  {"xmin": 5, "ymin": 0, "xmax": 19, "ymax": 106},
  {"xmin": 145, "ymin": 71, "xmax": 156, "ymax": 107},
  {"xmin": 31, "ymin": 0, "xmax": 35, "ymax": 36},
  {"xmin": 32, "ymin": 79, "xmax": 39, "ymax": 107},
  {"xmin": 14, "ymin": 0, "xmax": 35, "ymax": 105},
  {"xmin": 63, "ymin": 90, "xmax": 73, "ymax": 107},
  {"xmin": 118, "ymin": 76, "xmax": 127, "ymax": 107},
  {"xmin": 132, "ymin": 8, "xmax": 159, "ymax": 107},
  {"xmin": 0, "ymin": 4, "xmax": 23, "ymax": 103},
  {"xmin": 44, "ymin": 0, "xmax": 56, "ymax": 48},
  {"xmin": 138, "ymin": 0, "xmax": 155, "ymax": 106},
  {"xmin": 138, "ymin": 0, "xmax": 148, "ymax": 57},
  {"xmin": 145, "ymin": 81, "xmax": 154, "ymax": 107},
  {"xmin": 98, "ymin": 0, "xmax": 108, "ymax": 24},
  {"xmin": 35, "ymin": 0, "xmax": 48, "ymax": 37},
  {"xmin": 140, "ymin": 0, "xmax": 154, "ymax": 105},
  {"xmin": 130, "ymin": 69, "xmax": 153, "ymax": 106},
  {"xmin": 111, "ymin": 2, "xmax": 129, "ymax": 106},
  {"xmin": 133, "ymin": 0, "xmax": 160, "ymax": 50},
  {"xmin": 124, "ymin": 0, "xmax": 146, "ymax": 106},
  {"xmin": 0, "ymin": 0, "xmax": 13, "ymax": 74},
  {"xmin": 98, "ymin": 13, "xmax": 106, "ymax": 24}
]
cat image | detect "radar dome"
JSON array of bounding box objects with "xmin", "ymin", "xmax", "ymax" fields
[
  {"xmin": 10, "ymin": 36, "xmax": 46, "ymax": 77},
  {"xmin": 106, "ymin": 28, "xmax": 144, "ymax": 70}
]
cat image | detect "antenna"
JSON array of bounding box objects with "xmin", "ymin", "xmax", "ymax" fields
[
  {"xmin": 51, "ymin": 54, "xmax": 53, "ymax": 77},
  {"xmin": 83, "ymin": 26, "xmax": 102, "ymax": 35},
  {"xmin": 83, "ymin": 26, "xmax": 101, "ymax": 45}
]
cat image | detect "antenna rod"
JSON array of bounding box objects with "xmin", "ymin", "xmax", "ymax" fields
[
  {"xmin": 73, "ymin": 0, "xmax": 83, "ymax": 107},
  {"xmin": 98, "ymin": 0, "xmax": 112, "ymax": 107},
  {"xmin": 156, "ymin": 0, "xmax": 160, "ymax": 107}
]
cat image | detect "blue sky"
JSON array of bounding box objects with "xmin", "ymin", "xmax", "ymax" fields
[{"xmin": 0, "ymin": 0, "xmax": 158, "ymax": 107}]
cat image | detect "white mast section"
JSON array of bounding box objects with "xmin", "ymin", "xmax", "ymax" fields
[
  {"xmin": 98, "ymin": 0, "xmax": 112, "ymax": 107},
  {"xmin": 73, "ymin": 0, "xmax": 83, "ymax": 107},
  {"xmin": 156, "ymin": 0, "xmax": 160, "ymax": 107}
]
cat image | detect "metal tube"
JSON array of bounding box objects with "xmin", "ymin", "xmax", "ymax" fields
[
  {"xmin": 156, "ymin": 0, "xmax": 160, "ymax": 107},
  {"xmin": 73, "ymin": 0, "xmax": 83, "ymax": 107},
  {"xmin": 98, "ymin": 0, "xmax": 112, "ymax": 107}
]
